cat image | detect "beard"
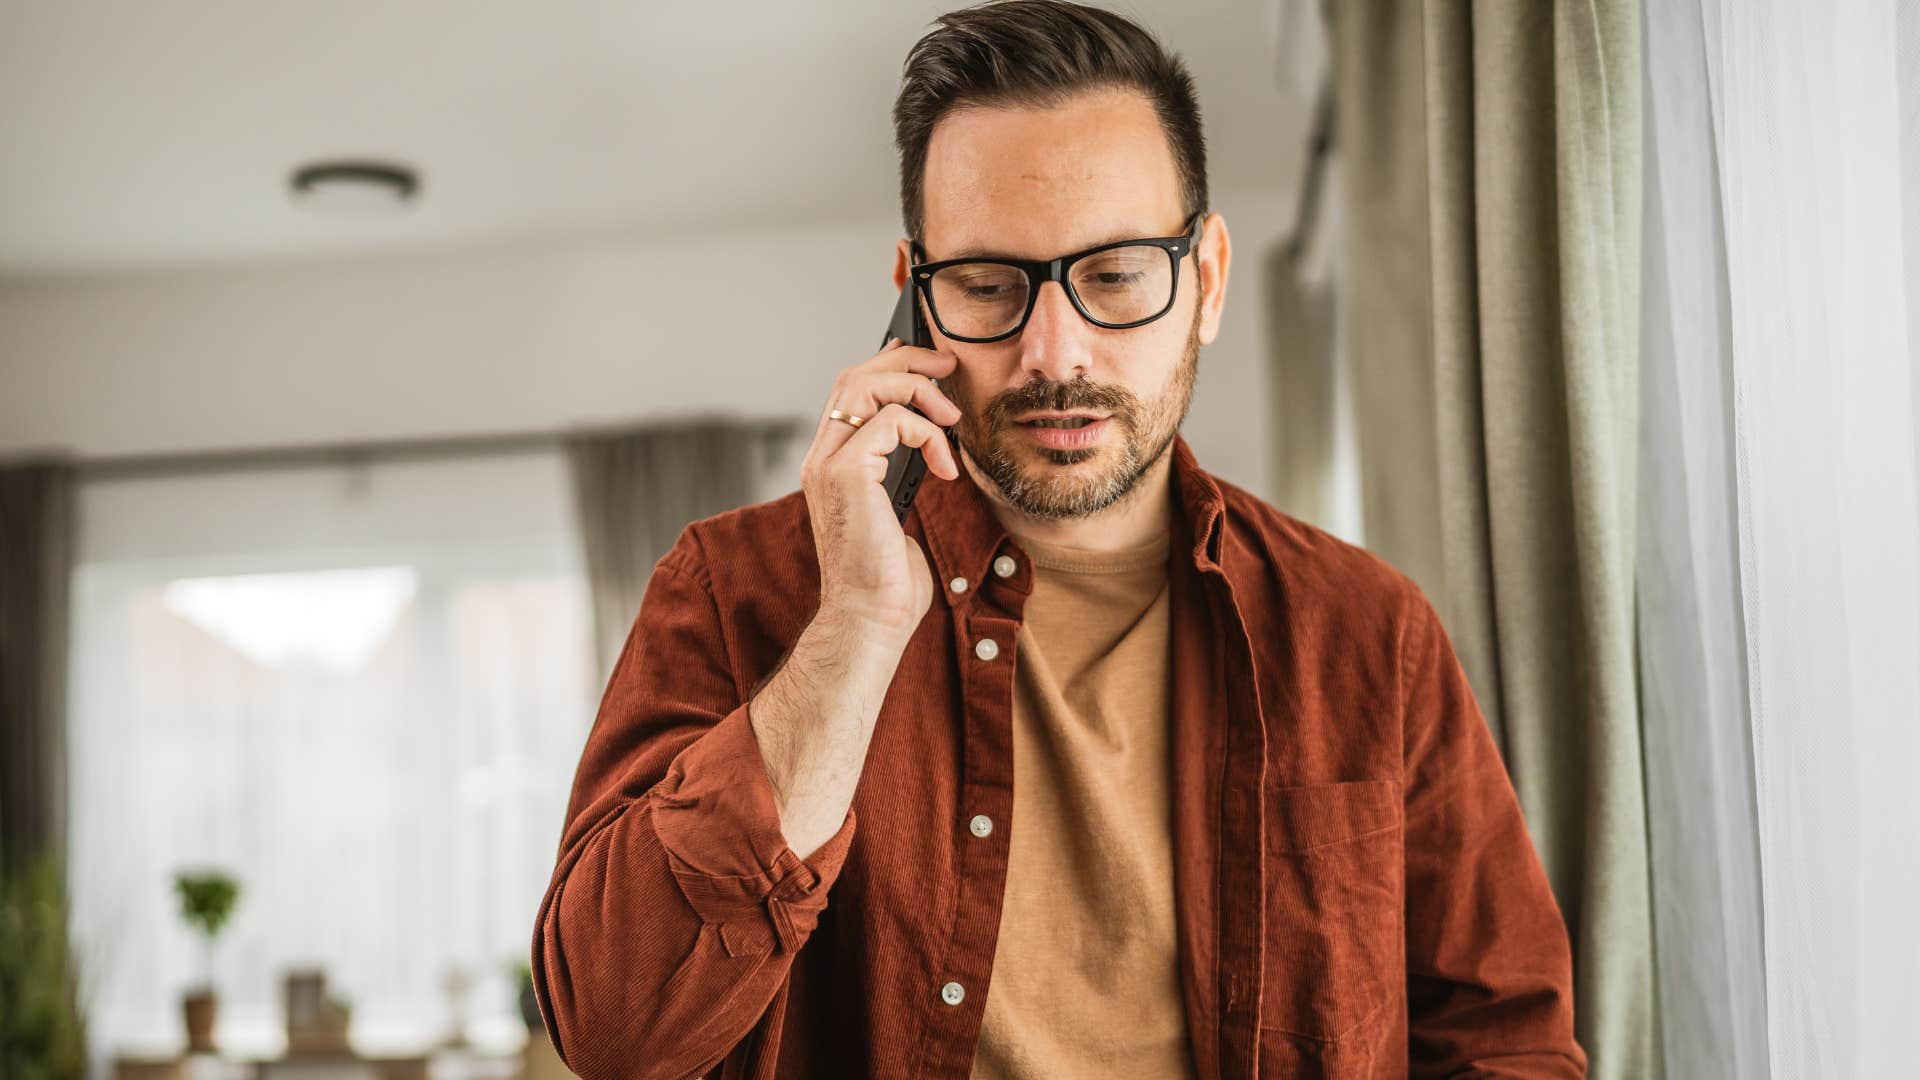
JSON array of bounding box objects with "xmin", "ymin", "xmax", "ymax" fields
[{"xmin": 948, "ymin": 305, "xmax": 1201, "ymax": 522}]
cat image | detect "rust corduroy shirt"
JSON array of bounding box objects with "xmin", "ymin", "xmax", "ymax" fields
[{"xmin": 532, "ymin": 433, "xmax": 1586, "ymax": 1079}]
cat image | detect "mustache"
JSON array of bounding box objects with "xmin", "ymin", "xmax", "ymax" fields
[{"xmin": 984, "ymin": 383, "xmax": 1134, "ymax": 423}]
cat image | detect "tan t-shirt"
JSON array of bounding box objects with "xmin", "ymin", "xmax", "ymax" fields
[{"xmin": 969, "ymin": 526, "xmax": 1197, "ymax": 1079}]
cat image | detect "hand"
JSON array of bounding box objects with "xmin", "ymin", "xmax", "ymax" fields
[{"xmin": 800, "ymin": 337, "xmax": 964, "ymax": 643}]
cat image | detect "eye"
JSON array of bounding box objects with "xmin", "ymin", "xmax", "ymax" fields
[
  {"xmin": 1073, "ymin": 246, "xmax": 1160, "ymax": 292},
  {"xmin": 939, "ymin": 266, "xmax": 1026, "ymax": 304},
  {"xmin": 1076, "ymin": 268, "xmax": 1149, "ymax": 293}
]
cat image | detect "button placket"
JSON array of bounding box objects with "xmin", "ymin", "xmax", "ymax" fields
[{"xmin": 916, "ymin": 593, "xmax": 1020, "ymax": 1075}]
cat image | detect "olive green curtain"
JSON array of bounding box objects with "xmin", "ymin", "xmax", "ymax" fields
[
  {"xmin": 563, "ymin": 417, "xmax": 801, "ymax": 684},
  {"xmin": 1325, "ymin": 3, "xmax": 1656, "ymax": 1077}
]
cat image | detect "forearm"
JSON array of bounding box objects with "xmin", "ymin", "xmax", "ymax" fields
[{"xmin": 748, "ymin": 605, "xmax": 908, "ymax": 860}]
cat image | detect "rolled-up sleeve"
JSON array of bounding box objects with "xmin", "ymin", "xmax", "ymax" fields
[
  {"xmin": 532, "ymin": 533, "xmax": 856, "ymax": 1080},
  {"xmin": 651, "ymin": 705, "xmax": 857, "ymax": 959},
  {"xmin": 1398, "ymin": 589, "xmax": 1588, "ymax": 1078}
]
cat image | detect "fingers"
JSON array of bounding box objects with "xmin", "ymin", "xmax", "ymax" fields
[
  {"xmin": 835, "ymin": 402, "xmax": 961, "ymax": 483},
  {"xmin": 865, "ymin": 336, "xmax": 959, "ymax": 381},
  {"xmin": 840, "ymin": 371, "xmax": 963, "ymax": 428},
  {"xmin": 810, "ymin": 343, "xmax": 963, "ymax": 463}
]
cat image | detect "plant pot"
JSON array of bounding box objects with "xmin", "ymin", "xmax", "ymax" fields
[{"xmin": 182, "ymin": 990, "xmax": 218, "ymax": 1053}]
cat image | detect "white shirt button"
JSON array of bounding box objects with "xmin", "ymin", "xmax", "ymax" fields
[
  {"xmin": 968, "ymin": 813, "xmax": 994, "ymax": 838},
  {"xmin": 949, "ymin": 576, "xmax": 968, "ymax": 593},
  {"xmin": 974, "ymin": 638, "xmax": 1000, "ymax": 661},
  {"xmin": 940, "ymin": 981, "xmax": 966, "ymax": 1006},
  {"xmin": 993, "ymin": 554, "xmax": 1018, "ymax": 578}
]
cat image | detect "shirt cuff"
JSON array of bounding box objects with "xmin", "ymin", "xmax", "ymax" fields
[{"xmin": 649, "ymin": 703, "xmax": 858, "ymax": 958}]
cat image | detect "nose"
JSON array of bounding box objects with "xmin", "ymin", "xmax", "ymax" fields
[{"xmin": 1017, "ymin": 281, "xmax": 1094, "ymax": 383}]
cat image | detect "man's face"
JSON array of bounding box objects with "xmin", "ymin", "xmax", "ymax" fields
[{"xmin": 894, "ymin": 87, "xmax": 1229, "ymax": 522}]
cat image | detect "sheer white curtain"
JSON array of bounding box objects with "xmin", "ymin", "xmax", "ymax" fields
[
  {"xmin": 67, "ymin": 449, "xmax": 595, "ymax": 1064},
  {"xmin": 1641, "ymin": 2, "xmax": 1920, "ymax": 1077}
]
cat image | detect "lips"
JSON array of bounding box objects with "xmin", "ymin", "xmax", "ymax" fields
[{"xmin": 1017, "ymin": 415, "xmax": 1110, "ymax": 450}]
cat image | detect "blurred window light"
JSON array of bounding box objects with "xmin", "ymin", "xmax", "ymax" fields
[{"xmin": 162, "ymin": 567, "xmax": 419, "ymax": 672}]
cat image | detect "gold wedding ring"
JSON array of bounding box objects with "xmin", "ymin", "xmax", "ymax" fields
[{"xmin": 828, "ymin": 409, "xmax": 866, "ymax": 429}]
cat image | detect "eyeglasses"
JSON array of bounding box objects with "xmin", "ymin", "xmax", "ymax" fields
[{"xmin": 909, "ymin": 213, "xmax": 1204, "ymax": 343}]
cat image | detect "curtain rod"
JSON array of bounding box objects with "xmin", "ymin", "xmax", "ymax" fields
[{"xmin": 68, "ymin": 413, "xmax": 807, "ymax": 483}]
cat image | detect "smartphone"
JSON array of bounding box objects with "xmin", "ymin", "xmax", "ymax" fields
[{"xmin": 877, "ymin": 280, "xmax": 951, "ymax": 522}]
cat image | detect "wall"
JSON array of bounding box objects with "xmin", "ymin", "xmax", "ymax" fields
[{"xmin": 0, "ymin": 189, "xmax": 1292, "ymax": 504}]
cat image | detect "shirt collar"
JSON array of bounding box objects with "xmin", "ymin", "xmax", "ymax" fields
[{"xmin": 912, "ymin": 431, "xmax": 1228, "ymax": 596}]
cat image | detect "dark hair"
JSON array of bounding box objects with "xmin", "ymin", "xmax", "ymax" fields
[{"xmin": 892, "ymin": 0, "xmax": 1208, "ymax": 244}]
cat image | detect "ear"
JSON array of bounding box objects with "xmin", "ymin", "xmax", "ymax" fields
[
  {"xmin": 893, "ymin": 238, "xmax": 914, "ymax": 291},
  {"xmin": 1194, "ymin": 212, "xmax": 1231, "ymax": 346}
]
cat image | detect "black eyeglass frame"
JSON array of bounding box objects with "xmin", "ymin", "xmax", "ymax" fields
[{"xmin": 908, "ymin": 212, "xmax": 1205, "ymax": 344}]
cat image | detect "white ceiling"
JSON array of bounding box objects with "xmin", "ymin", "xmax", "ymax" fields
[{"xmin": 0, "ymin": 0, "xmax": 1304, "ymax": 276}]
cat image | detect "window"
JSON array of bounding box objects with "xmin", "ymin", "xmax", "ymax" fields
[{"xmin": 67, "ymin": 449, "xmax": 595, "ymax": 1060}]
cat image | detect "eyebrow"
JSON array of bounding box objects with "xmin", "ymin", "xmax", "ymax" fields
[{"xmin": 942, "ymin": 223, "xmax": 1168, "ymax": 262}]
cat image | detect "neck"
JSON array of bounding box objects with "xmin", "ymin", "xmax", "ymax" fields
[{"xmin": 961, "ymin": 442, "xmax": 1176, "ymax": 554}]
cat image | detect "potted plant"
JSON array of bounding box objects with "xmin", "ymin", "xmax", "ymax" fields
[
  {"xmin": 0, "ymin": 852, "xmax": 88, "ymax": 1080},
  {"xmin": 173, "ymin": 870, "xmax": 240, "ymax": 1054}
]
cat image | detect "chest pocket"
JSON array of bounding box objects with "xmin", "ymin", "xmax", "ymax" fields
[{"xmin": 1259, "ymin": 778, "xmax": 1402, "ymax": 1042}]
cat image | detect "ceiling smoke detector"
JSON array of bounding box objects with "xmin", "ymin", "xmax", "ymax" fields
[{"xmin": 289, "ymin": 160, "xmax": 421, "ymax": 215}]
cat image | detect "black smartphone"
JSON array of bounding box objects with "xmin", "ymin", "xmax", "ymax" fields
[{"xmin": 877, "ymin": 280, "xmax": 951, "ymax": 522}]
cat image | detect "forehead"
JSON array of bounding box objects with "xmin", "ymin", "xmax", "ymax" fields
[{"xmin": 920, "ymin": 87, "xmax": 1184, "ymax": 260}]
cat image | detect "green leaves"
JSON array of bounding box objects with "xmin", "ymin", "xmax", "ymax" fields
[
  {"xmin": 0, "ymin": 854, "xmax": 88, "ymax": 1080},
  {"xmin": 173, "ymin": 870, "xmax": 241, "ymax": 938}
]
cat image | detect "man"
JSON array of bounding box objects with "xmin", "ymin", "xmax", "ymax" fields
[{"xmin": 531, "ymin": 2, "xmax": 1585, "ymax": 1077}]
